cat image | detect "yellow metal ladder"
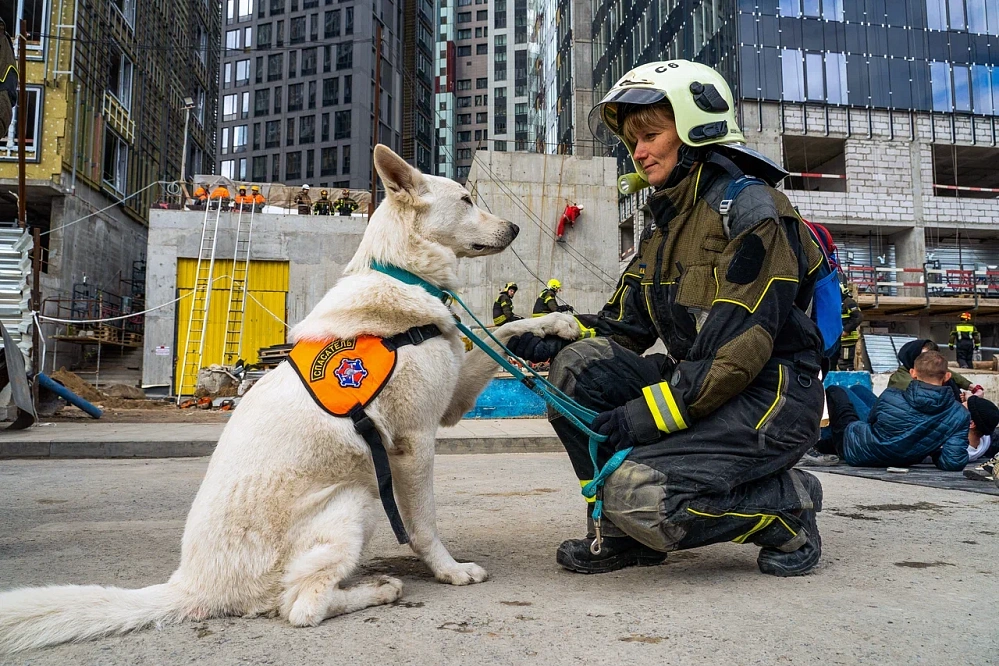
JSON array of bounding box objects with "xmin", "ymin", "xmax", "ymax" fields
[
  {"xmin": 222, "ymin": 205, "xmax": 254, "ymax": 366},
  {"xmin": 176, "ymin": 204, "xmax": 223, "ymax": 400}
]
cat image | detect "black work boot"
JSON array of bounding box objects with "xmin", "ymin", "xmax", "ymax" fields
[
  {"xmin": 556, "ymin": 507, "xmax": 666, "ymax": 574},
  {"xmin": 556, "ymin": 534, "xmax": 667, "ymax": 574},
  {"xmin": 756, "ymin": 472, "xmax": 823, "ymax": 577}
]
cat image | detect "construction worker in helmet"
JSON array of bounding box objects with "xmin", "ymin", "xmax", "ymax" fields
[
  {"xmin": 234, "ymin": 184, "xmax": 254, "ymax": 211},
  {"xmin": 313, "ymin": 189, "xmax": 333, "ymax": 215},
  {"xmin": 250, "ymin": 184, "xmax": 266, "ymax": 211},
  {"xmin": 333, "ymin": 188, "xmax": 359, "ymax": 216},
  {"xmin": 507, "ymin": 60, "xmax": 827, "ymax": 576},
  {"xmin": 191, "ymin": 182, "xmax": 209, "ymax": 210},
  {"xmin": 295, "ymin": 184, "xmax": 312, "ymax": 215},
  {"xmin": 208, "ymin": 182, "xmax": 231, "ymax": 211},
  {"xmin": 950, "ymin": 312, "xmax": 980, "ymax": 369},
  {"xmin": 533, "ymin": 278, "xmax": 573, "ymax": 316},
  {"xmin": 493, "ymin": 282, "xmax": 522, "ymax": 326},
  {"xmin": 838, "ymin": 282, "xmax": 863, "ymax": 370}
]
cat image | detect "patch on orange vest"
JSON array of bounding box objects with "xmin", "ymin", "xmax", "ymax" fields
[{"xmin": 288, "ymin": 336, "xmax": 397, "ymax": 417}]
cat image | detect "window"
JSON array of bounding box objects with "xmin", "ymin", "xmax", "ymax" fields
[
  {"xmin": 782, "ymin": 136, "xmax": 847, "ymax": 192},
  {"xmin": 932, "ymin": 144, "xmax": 999, "ymax": 198},
  {"xmin": 458, "ymin": 130, "xmax": 471, "ymax": 142},
  {"xmin": 476, "ymin": 9, "xmax": 487, "ymax": 20},
  {"xmin": 270, "ymin": 0, "xmax": 284, "ymax": 13},
  {"xmin": 255, "ymin": 56, "xmax": 263, "ymax": 83},
  {"xmin": 276, "ymin": 19, "xmax": 284, "ymax": 45},
  {"xmin": 342, "ymin": 145, "xmax": 350, "ymax": 173},
  {"xmin": 476, "ymin": 77, "xmax": 488, "ymax": 90},
  {"xmin": 781, "ymin": 49, "xmax": 805, "ymax": 102},
  {"xmin": 102, "ymin": 129, "xmax": 128, "ymax": 193},
  {"xmin": 221, "ymin": 160, "xmax": 235, "ymax": 179},
  {"xmin": 457, "ymin": 79, "xmax": 471, "ymax": 91},
  {"xmin": 344, "ymin": 75, "xmax": 352, "ymax": 103},
  {"xmin": 224, "ymin": 62, "xmax": 232, "ymax": 88},
  {"xmin": 457, "ymin": 45, "xmax": 471, "ymax": 57},
  {"xmin": 302, "ymin": 47, "xmax": 317, "ymax": 75},
  {"xmin": 252, "ymin": 156, "xmax": 267, "ymax": 181},
  {"xmin": 291, "ymin": 16, "xmax": 306, "ymax": 43},
  {"xmin": 0, "ymin": 87, "xmax": 40, "ymax": 161},
  {"xmin": 226, "ymin": 29, "xmax": 240, "ymax": 49},
  {"xmin": 476, "ymin": 112, "xmax": 487, "ymax": 123},
  {"xmin": 476, "ymin": 43, "xmax": 488, "ymax": 55},
  {"xmin": 233, "ymin": 125, "xmax": 248, "ymax": 153},
  {"xmin": 931, "ymin": 61, "xmax": 952, "ymax": 111},
  {"xmin": 334, "ymin": 110, "xmax": 351, "ymax": 138},
  {"xmin": 286, "ymin": 117, "xmax": 295, "ymax": 145},
  {"xmin": 288, "ymin": 83, "xmax": 304, "ymax": 110},
  {"xmin": 458, "ymin": 113, "xmax": 471, "ymax": 125},
  {"xmin": 268, "ymin": 54, "xmax": 283, "ymax": 81},
  {"xmin": 288, "ymin": 50, "xmax": 298, "ymax": 77},
  {"xmin": 323, "ymin": 45, "xmax": 331, "ymax": 72},
  {"xmin": 457, "ymin": 28, "xmax": 471, "ymax": 40},
  {"xmin": 321, "ymin": 113, "xmax": 330, "ymax": 140},
  {"xmin": 265, "ymin": 120, "xmax": 281, "ymax": 148},
  {"xmin": 235, "ymin": 59, "xmax": 251, "ymax": 86},
  {"xmin": 252, "ymin": 122, "xmax": 261, "ymax": 150},
  {"xmin": 458, "ymin": 96, "xmax": 471, "ymax": 107},
  {"xmin": 325, "ymin": 9, "xmax": 340, "ymax": 37},
  {"xmin": 458, "ymin": 11, "xmax": 471, "ymax": 23},
  {"xmin": 345, "ymin": 6, "xmax": 353, "ymax": 33},
  {"xmin": 271, "ymin": 154, "xmax": 280, "ymax": 182},
  {"xmin": 299, "ymin": 115, "xmax": 316, "ymax": 143},
  {"xmin": 310, "ymin": 12, "xmax": 319, "ymax": 40},
  {"xmin": 336, "ymin": 42, "xmax": 353, "ymax": 69},
  {"xmin": 107, "ymin": 43, "xmax": 133, "ymax": 111},
  {"xmin": 494, "ymin": 140, "xmax": 506, "ymax": 151},
  {"xmin": 494, "ymin": 0, "xmax": 506, "ymax": 28},
  {"xmin": 308, "ymin": 80, "xmax": 316, "ymax": 109},
  {"xmin": 286, "ymin": 152, "xmax": 302, "ymax": 181},
  {"xmin": 223, "ymin": 93, "xmax": 239, "ymax": 120},
  {"xmin": 257, "ymin": 23, "xmax": 272, "ymax": 47},
  {"xmin": 475, "ymin": 26, "xmax": 487, "ymax": 37},
  {"xmin": 274, "ymin": 86, "xmax": 282, "ymax": 113},
  {"xmin": 254, "ymin": 89, "xmax": 270, "ymax": 116},
  {"xmin": 323, "ymin": 77, "xmax": 339, "ymax": 105},
  {"xmin": 457, "ymin": 148, "xmax": 472, "ymax": 160},
  {"xmin": 321, "ymin": 146, "xmax": 338, "ymax": 175},
  {"xmin": 972, "ymin": 64, "xmax": 993, "ymax": 115},
  {"xmin": 112, "ymin": 0, "xmax": 136, "ymax": 25}
]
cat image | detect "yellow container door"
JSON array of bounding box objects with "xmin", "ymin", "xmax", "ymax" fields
[{"xmin": 175, "ymin": 259, "xmax": 289, "ymax": 395}]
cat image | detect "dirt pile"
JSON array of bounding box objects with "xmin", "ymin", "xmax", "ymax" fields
[{"xmin": 48, "ymin": 368, "xmax": 167, "ymax": 410}]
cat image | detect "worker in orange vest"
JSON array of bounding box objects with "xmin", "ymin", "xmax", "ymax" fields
[
  {"xmin": 209, "ymin": 183, "xmax": 231, "ymax": 211},
  {"xmin": 250, "ymin": 184, "xmax": 266, "ymax": 211},
  {"xmin": 233, "ymin": 184, "xmax": 254, "ymax": 211},
  {"xmin": 191, "ymin": 182, "xmax": 209, "ymax": 210}
]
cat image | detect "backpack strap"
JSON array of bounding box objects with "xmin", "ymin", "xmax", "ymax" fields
[{"xmin": 719, "ymin": 175, "xmax": 765, "ymax": 238}]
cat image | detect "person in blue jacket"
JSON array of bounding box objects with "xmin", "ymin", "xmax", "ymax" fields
[{"xmin": 823, "ymin": 350, "xmax": 974, "ymax": 471}]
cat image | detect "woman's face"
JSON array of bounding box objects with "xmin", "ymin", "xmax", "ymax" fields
[{"xmin": 631, "ymin": 117, "xmax": 684, "ymax": 188}]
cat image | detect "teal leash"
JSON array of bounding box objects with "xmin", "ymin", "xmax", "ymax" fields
[{"xmin": 370, "ymin": 262, "xmax": 632, "ymax": 550}]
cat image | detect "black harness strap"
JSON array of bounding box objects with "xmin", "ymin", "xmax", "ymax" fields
[{"xmin": 351, "ymin": 323, "xmax": 443, "ymax": 545}]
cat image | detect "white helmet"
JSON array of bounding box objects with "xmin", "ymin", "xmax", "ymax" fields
[{"xmin": 302, "ymin": 184, "xmax": 310, "ymax": 190}]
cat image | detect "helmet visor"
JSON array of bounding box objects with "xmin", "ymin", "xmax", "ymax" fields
[{"xmin": 587, "ymin": 88, "xmax": 666, "ymax": 146}]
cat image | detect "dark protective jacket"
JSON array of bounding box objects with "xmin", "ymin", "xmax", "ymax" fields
[
  {"xmin": 313, "ymin": 197, "xmax": 333, "ymax": 215},
  {"xmin": 841, "ymin": 381, "xmax": 970, "ymax": 471},
  {"xmin": 841, "ymin": 295, "xmax": 862, "ymax": 344},
  {"xmin": 492, "ymin": 292, "xmax": 521, "ymax": 325},
  {"xmin": 575, "ymin": 156, "xmax": 826, "ymax": 438},
  {"xmin": 949, "ymin": 325, "xmax": 980, "ymax": 348},
  {"xmin": 334, "ymin": 196, "xmax": 358, "ymax": 215},
  {"xmin": 533, "ymin": 288, "xmax": 570, "ymax": 315}
]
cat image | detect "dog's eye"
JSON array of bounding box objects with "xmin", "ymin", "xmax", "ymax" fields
[{"xmin": 461, "ymin": 195, "xmax": 473, "ymax": 206}]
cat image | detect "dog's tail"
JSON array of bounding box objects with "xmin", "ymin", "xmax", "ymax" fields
[{"xmin": 0, "ymin": 582, "xmax": 187, "ymax": 653}]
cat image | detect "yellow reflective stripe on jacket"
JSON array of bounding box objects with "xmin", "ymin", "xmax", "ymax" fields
[
  {"xmin": 841, "ymin": 330, "xmax": 860, "ymax": 343},
  {"xmin": 956, "ymin": 325, "xmax": 976, "ymax": 334},
  {"xmin": 754, "ymin": 365, "xmax": 783, "ymax": 430},
  {"xmin": 642, "ymin": 382, "xmax": 688, "ymax": 434},
  {"xmin": 494, "ymin": 315, "xmax": 508, "ymax": 325},
  {"xmin": 711, "ymin": 268, "xmax": 799, "ymax": 313},
  {"xmin": 686, "ymin": 508, "xmax": 796, "ymax": 544},
  {"xmin": 575, "ymin": 318, "xmax": 597, "ymax": 339}
]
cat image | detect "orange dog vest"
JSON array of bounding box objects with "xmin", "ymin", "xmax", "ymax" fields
[{"xmin": 288, "ymin": 336, "xmax": 398, "ymax": 417}]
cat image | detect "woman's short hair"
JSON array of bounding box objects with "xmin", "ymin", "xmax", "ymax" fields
[{"xmin": 621, "ymin": 101, "xmax": 675, "ymax": 145}]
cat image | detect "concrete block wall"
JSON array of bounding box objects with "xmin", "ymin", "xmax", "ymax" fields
[
  {"xmin": 465, "ymin": 150, "xmax": 623, "ymax": 320},
  {"xmin": 142, "ymin": 211, "xmax": 368, "ymax": 388}
]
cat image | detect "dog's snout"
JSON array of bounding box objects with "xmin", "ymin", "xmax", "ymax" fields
[{"xmin": 509, "ymin": 223, "xmax": 520, "ymax": 239}]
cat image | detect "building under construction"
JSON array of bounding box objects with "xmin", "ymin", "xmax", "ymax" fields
[{"xmin": 0, "ymin": 0, "xmax": 221, "ymax": 382}]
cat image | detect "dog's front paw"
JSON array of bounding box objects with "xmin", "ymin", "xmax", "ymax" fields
[
  {"xmin": 535, "ymin": 312, "xmax": 581, "ymax": 341},
  {"xmin": 435, "ymin": 562, "xmax": 488, "ymax": 586}
]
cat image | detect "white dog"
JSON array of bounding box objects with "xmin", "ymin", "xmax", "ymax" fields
[{"xmin": 0, "ymin": 145, "xmax": 579, "ymax": 653}]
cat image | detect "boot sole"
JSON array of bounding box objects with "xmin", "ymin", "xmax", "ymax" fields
[{"xmin": 556, "ymin": 545, "xmax": 667, "ymax": 574}]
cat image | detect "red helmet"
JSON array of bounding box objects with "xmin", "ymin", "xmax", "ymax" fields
[{"xmin": 960, "ymin": 312, "xmax": 972, "ymax": 322}]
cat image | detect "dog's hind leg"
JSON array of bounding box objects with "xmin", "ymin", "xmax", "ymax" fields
[
  {"xmin": 279, "ymin": 489, "xmax": 402, "ymax": 627},
  {"xmin": 390, "ymin": 434, "xmax": 488, "ymax": 586}
]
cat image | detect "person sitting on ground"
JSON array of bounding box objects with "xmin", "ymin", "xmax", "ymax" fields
[
  {"xmin": 888, "ymin": 339, "xmax": 982, "ymax": 399},
  {"xmin": 821, "ymin": 351, "xmax": 974, "ymax": 471},
  {"xmin": 964, "ymin": 396, "xmax": 999, "ymax": 467}
]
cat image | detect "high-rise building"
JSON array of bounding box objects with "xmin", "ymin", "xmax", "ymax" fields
[
  {"xmin": 434, "ymin": 0, "xmax": 545, "ymax": 182},
  {"xmin": 401, "ymin": 0, "xmax": 437, "ymax": 174},
  {"xmin": 217, "ymin": 0, "xmax": 408, "ymax": 193},
  {"xmin": 0, "ymin": 0, "xmax": 221, "ymax": 365},
  {"xmin": 594, "ymin": 0, "xmax": 999, "ymax": 337}
]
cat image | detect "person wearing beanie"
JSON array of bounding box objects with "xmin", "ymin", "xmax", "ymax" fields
[{"xmin": 963, "ymin": 396, "xmax": 999, "ymax": 482}]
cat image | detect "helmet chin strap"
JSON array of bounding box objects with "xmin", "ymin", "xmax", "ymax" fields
[{"xmin": 662, "ymin": 145, "xmax": 703, "ymax": 189}]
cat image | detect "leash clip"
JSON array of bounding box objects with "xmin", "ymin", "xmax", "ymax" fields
[{"xmin": 591, "ymin": 518, "xmax": 603, "ymax": 555}]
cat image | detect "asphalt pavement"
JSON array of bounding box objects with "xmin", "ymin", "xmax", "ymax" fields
[{"xmin": 1, "ymin": 454, "xmax": 996, "ymax": 665}]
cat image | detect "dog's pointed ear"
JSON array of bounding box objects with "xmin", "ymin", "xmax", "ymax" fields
[{"xmin": 374, "ymin": 144, "xmax": 425, "ymax": 203}]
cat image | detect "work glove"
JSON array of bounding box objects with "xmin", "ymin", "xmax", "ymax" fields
[
  {"xmin": 592, "ymin": 406, "xmax": 639, "ymax": 451},
  {"xmin": 949, "ymin": 344, "xmax": 955, "ymax": 350},
  {"xmin": 507, "ymin": 333, "xmax": 567, "ymax": 362},
  {"xmin": 557, "ymin": 304, "xmax": 573, "ymax": 313}
]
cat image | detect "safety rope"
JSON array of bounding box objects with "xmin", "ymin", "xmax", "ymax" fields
[{"xmin": 370, "ymin": 261, "xmax": 631, "ymax": 551}]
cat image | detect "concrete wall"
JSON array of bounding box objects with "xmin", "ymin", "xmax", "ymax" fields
[
  {"xmin": 464, "ymin": 150, "xmax": 621, "ymax": 321},
  {"xmin": 142, "ymin": 210, "xmax": 367, "ymax": 387}
]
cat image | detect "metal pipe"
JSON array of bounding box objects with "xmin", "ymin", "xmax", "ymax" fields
[
  {"xmin": 180, "ymin": 106, "xmax": 191, "ymax": 185},
  {"xmin": 71, "ymin": 81, "xmax": 80, "ymax": 193},
  {"xmin": 17, "ymin": 19, "xmax": 26, "ymax": 230}
]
